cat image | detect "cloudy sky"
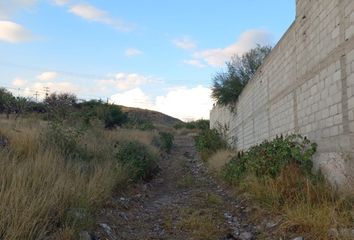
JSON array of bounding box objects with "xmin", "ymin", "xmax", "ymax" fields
[{"xmin": 0, "ymin": 0, "xmax": 295, "ymax": 121}]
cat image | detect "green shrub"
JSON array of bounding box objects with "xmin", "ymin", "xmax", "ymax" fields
[
  {"xmin": 222, "ymin": 134, "xmax": 317, "ymax": 183},
  {"xmin": 123, "ymin": 118, "xmax": 155, "ymax": 131},
  {"xmin": 115, "ymin": 141, "xmax": 158, "ymax": 181},
  {"xmin": 185, "ymin": 122, "xmax": 196, "ymax": 129},
  {"xmin": 44, "ymin": 122, "xmax": 89, "ymax": 160},
  {"xmin": 174, "ymin": 119, "xmax": 210, "ymax": 130},
  {"xmin": 195, "ymin": 129, "xmax": 227, "ymax": 160},
  {"xmin": 158, "ymin": 132, "xmax": 174, "ymax": 153},
  {"xmin": 194, "ymin": 119, "xmax": 210, "ymax": 130},
  {"xmin": 98, "ymin": 104, "xmax": 127, "ymax": 129},
  {"xmin": 174, "ymin": 122, "xmax": 184, "ymax": 129}
]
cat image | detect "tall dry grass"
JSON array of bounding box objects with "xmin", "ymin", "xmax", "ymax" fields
[
  {"xmin": 204, "ymin": 148, "xmax": 353, "ymax": 239},
  {"xmin": 237, "ymin": 165, "xmax": 354, "ymax": 239},
  {"xmin": 0, "ymin": 117, "xmax": 157, "ymax": 239},
  {"xmin": 207, "ymin": 149, "xmax": 235, "ymax": 172}
]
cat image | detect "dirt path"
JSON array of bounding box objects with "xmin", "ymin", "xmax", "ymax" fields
[{"xmin": 93, "ymin": 134, "xmax": 256, "ymax": 240}]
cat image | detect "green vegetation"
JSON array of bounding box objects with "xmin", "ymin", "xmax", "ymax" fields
[
  {"xmin": 174, "ymin": 119, "xmax": 210, "ymax": 130},
  {"xmin": 115, "ymin": 141, "xmax": 159, "ymax": 181},
  {"xmin": 0, "ymin": 89, "xmax": 174, "ymax": 239},
  {"xmin": 194, "ymin": 128, "xmax": 227, "ymax": 161},
  {"xmin": 211, "ymin": 45, "xmax": 272, "ymax": 106},
  {"xmin": 158, "ymin": 132, "xmax": 174, "ymax": 153},
  {"xmin": 222, "ymin": 134, "xmax": 317, "ymax": 182},
  {"xmin": 201, "ymin": 133, "xmax": 353, "ymax": 239}
]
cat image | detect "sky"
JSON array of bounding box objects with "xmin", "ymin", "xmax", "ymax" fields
[{"xmin": 0, "ymin": 0, "xmax": 295, "ymax": 121}]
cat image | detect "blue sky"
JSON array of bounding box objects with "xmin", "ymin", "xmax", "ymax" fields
[{"xmin": 0, "ymin": 0, "xmax": 295, "ymax": 120}]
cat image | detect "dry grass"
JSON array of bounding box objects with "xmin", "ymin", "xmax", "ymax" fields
[
  {"xmin": 0, "ymin": 117, "xmax": 156, "ymax": 239},
  {"xmin": 177, "ymin": 207, "xmax": 228, "ymax": 240},
  {"xmin": 104, "ymin": 128, "xmax": 159, "ymax": 154},
  {"xmin": 207, "ymin": 149, "xmax": 235, "ymax": 172},
  {"xmin": 236, "ymin": 165, "xmax": 354, "ymax": 239}
]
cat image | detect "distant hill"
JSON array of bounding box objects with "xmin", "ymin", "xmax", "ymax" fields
[{"xmin": 119, "ymin": 106, "xmax": 183, "ymax": 127}]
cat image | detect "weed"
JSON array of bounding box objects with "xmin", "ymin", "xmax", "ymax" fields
[
  {"xmin": 195, "ymin": 128, "xmax": 227, "ymax": 160},
  {"xmin": 208, "ymin": 149, "xmax": 236, "ymax": 172},
  {"xmin": 153, "ymin": 132, "xmax": 174, "ymax": 153},
  {"xmin": 219, "ymin": 134, "xmax": 353, "ymax": 239},
  {"xmin": 222, "ymin": 134, "xmax": 317, "ymax": 182},
  {"xmin": 177, "ymin": 207, "xmax": 227, "ymax": 240},
  {"xmin": 115, "ymin": 140, "xmax": 159, "ymax": 181},
  {"xmin": 177, "ymin": 174, "xmax": 195, "ymax": 188}
]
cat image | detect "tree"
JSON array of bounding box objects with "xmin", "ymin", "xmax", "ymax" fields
[
  {"xmin": 44, "ymin": 93, "xmax": 78, "ymax": 120},
  {"xmin": 13, "ymin": 97, "xmax": 28, "ymax": 120},
  {"xmin": 212, "ymin": 45, "xmax": 272, "ymax": 106},
  {"xmin": 0, "ymin": 88, "xmax": 16, "ymax": 118},
  {"xmin": 97, "ymin": 104, "xmax": 127, "ymax": 129}
]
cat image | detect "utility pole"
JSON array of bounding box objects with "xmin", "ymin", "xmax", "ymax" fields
[
  {"xmin": 43, "ymin": 87, "xmax": 50, "ymax": 99},
  {"xmin": 34, "ymin": 91, "xmax": 39, "ymax": 102}
]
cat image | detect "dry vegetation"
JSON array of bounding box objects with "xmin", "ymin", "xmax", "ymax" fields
[
  {"xmin": 199, "ymin": 130, "xmax": 354, "ymax": 240},
  {"xmin": 207, "ymin": 149, "xmax": 235, "ymax": 172},
  {"xmin": 0, "ymin": 115, "xmax": 159, "ymax": 239}
]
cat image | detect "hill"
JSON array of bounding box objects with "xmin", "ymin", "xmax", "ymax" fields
[{"xmin": 119, "ymin": 106, "xmax": 183, "ymax": 127}]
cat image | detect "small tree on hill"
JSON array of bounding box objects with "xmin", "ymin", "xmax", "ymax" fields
[
  {"xmin": 212, "ymin": 45, "xmax": 272, "ymax": 106},
  {"xmin": 44, "ymin": 93, "xmax": 78, "ymax": 120},
  {"xmin": 97, "ymin": 104, "xmax": 127, "ymax": 129},
  {"xmin": 0, "ymin": 88, "xmax": 16, "ymax": 118}
]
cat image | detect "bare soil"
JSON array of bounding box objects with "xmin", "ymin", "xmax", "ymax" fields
[{"xmin": 93, "ymin": 134, "xmax": 257, "ymax": 240}]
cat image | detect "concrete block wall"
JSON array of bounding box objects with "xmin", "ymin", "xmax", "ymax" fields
[{"xmin": 210, "ymin": 0, "xmax": 354, "ymax": 190}]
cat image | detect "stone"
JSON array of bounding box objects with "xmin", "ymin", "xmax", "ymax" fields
[
  {"xmin": 265, "ymin": 221, "xmax": 278, "ymax": 229},
  {"xmin": 0, "ymin": 135, "xmax": 9, "ymax": 148},
  {"xmin": 239, "ymin": 231, "xmax": 253, "ymax": 240},
  {"xmin": 79, "ymin": 231, "xmax": 92, "ymax": 240},
  {"xmin": 67, "ymin": 208, "xmax": 88, "ymax": 222},
  {"xmin": 291, "ymin": 237, "xmax": 303, "ymax": 240},
  {"xmin": 99, "ymin": 223, "xmax": 112, "ymax": 235}
]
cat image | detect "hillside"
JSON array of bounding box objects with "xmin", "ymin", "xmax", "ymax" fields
[{"xmin": 120, "ymin": 105, "xmax": 183, "ymax": 127}]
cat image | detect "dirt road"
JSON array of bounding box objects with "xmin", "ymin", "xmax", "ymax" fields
[{"xmin": 93, "ymin": 134, "xmax": 256, "ymax": 240}]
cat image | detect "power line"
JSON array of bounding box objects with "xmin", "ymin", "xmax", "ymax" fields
[{"xmin": 0, "ymin": 61, "xmax": 108, "ymax": 79}]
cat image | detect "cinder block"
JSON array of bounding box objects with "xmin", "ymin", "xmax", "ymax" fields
[
  {"xmin": 329, "ymin": 105, "xmax": 338, "ymax": 116},
  {"xmin": 330, "ymin": 125, "xmax": 339, "ymax": 136}
]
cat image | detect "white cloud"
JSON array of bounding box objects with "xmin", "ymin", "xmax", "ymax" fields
[
  {"xmin": 0, "ymin": 21, "xmax": 33, "ymax": 43},
  {"xmin": 183, "ymin": 59, "xmax": 205, "ymax": 68},
  {"xmin": 110, "ymin": 88, "xmax": 153, "ymax": 109},
  {"xmin": 154, "ymin": 86, "xmax": 212, "ymax": 121},
  {"xmin": 109, "ymin": 86, "xmax": 213, "ymax": 121},
  {"xmin": 52, "ymin": 0, "xmax": 70, "ymax": 6},
  {"xmin": 12, "ymin": 78, "xmax": 28, "ymax": 87},
  {"xmin": 189, "ymin": 29, "xmax": 272, "ymax": 67},
  {"xmin": 22, "ymin": 81, "xmax": 79, "ymax": 100},
  {"xmin": 37, "ymin": 71, "xmax": 58, "ymax": 81},
  {"xmin": 125, "ymin": 48, "xmax": 143, "ymax": 57},
  {"xmin": 97, "ymin": 73, "xmax": 156, "ymax": 91},
  {"xmin": 173, "ymin": 36, "xmax": 197, "ymax": 50},
  {"xmin": 69, "ymin": 3, "xmax": 132, "ymax": 31},
  {"xmin": 33, "ymin": 81, "xmax": 78, "ymax": 93},
  {"xmin": 0, "ymin": 0, "xmax": 37, "ymax": 19}
]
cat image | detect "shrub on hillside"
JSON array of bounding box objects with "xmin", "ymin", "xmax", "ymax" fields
[
  {"xmin": 124, "ymin": 120, "xmax": 155, "ymax": 131},
  {"xmin": 174, "ymin": 119, "xmax": 210, "ymax": 130},
  {"xmin": 97, "ymin": 104, "xmax": 127, "ymax": 129},
  {"xmin": 44, "ymin": 122, "xmax": 88, "ymax": 160},
  {"xmin": 115, "ymin": 141, "xmax": 158, "ymax": 181},
  {"xmin": 44, "ymin": 93, "xmax": 78, "ymax": 120},
  {"xmin": 222, "ymin": 134, "xmax": 317, "ymax": 183}
]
